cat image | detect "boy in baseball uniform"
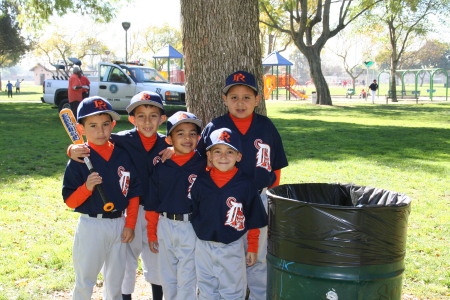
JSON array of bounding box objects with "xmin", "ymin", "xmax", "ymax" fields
[
  {"xmin": 198, "ymin": 71, "xmax": 289, "ymax": 300},
  {"xmin": 145, "ymin": 111, "xmax": 205, "ymax": 300},
  {"xmin": 190, "ymin": 127, "xmax": 267, "ymax": 299},
  {"xmin": 68, "ymin": 91, "xmax": 167, "ymax": 300},
  {"xmin": 62, "ymin": 97, "xmax": 142, "ymax": 300}
]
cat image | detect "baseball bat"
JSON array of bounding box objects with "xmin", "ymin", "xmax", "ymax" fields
[{"xmin": 59, "ymin": 108, "xmax": 115, "ymax": 212}]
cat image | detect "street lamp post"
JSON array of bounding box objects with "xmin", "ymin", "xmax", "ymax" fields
[{"xmin": 122, "ymin": 22, "xmax": 131, "ymax": 64}]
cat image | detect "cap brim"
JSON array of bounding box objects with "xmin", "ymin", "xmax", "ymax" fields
[
  {"xmin": 168, "ymin": 119, "xmax": 202, "ymax": 135},
  {"xmin": 222, "ymin": 83, "xmax": 258, "ymax": 94},
  {"xmin": 126, "ymin": 100, "xmax": 165, "ymax": 114},
  {"xmin": 78, "ymin": 111, "xmax": 121, "ymax": 121},
  {"xmin": 206, "ymin": 142, "xmax": 241, "ymax": 153}
]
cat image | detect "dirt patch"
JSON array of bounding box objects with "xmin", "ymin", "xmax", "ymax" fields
[{"xmin": 49, "ymin": 272, "xmax": 154, "ymax": 299}]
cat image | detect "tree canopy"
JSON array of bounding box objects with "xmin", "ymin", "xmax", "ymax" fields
[
  {"xmin": 35, "ymin": 30, "xmax": 109, "ymax": 71},
  {"xmin": 260, "ymin": 0, "xmax": 383, "ymax": 105},
  {"xmin": 1, "ymin": 0, "xmax": 119, "ymax": 68},
  {"xmin": 361, "ymin": 0, "xmax": 448, "ymax": 101},
  {"xmin": 0, "ymin": 2, "xmax": 29, "ymax": 68},
  {"xmin": 15, "ymin": 0, "xmax": 118, "ymax": 29}
]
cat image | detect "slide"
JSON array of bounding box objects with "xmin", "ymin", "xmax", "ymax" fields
[
  {"xmin": 288, "ymin": 87, "xmax": 308, "ymax": 99},
  {"xmin": 263, "ymin": 74, "xmax": 308, "ymax": 100},
  {"xmin": 286, "ymin": 76, "xmax": 307, "ymax": 99}
]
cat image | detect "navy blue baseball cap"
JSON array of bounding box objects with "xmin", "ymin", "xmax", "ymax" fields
[
  {"xmin": 206, "ymin": 127, "xmax": 242, "ymax": 153},
  {"xmin": 77, "ymin": 96, "xmax": 121, "ymax": 121},
  {"xmin": 126, "ymin": 91, "xmax": 165, "ymax": 115},
  {"xmin": 166, "ymin": 111, "xmax": 202, "ymax": 135},
  {"xmin": 222, "ymin": 70, "xmax": 258, "ymax": 94}
]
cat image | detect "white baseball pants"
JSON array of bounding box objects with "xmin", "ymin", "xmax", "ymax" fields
[
  {"xmin": 157, "ymin": 215, "xmax": 197, "ymax": 300},
  {"xmin": 195, "ymin": 236, "xmax": 247, "ymax": 300},
  {"xmin": 72, "ymin": 215, "xmax": 126, "ymax": 300}
]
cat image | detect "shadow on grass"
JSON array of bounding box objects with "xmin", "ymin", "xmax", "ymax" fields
[
  {"xmin": 278, "ymin": 103, "xmax": 450, "ymax": 119},
  {"xmin": 0, "ymin": 103, "xmax": 448, "ymax": 179},
  {"xmin": 274, "ymin": 115, "xmax": 449, "ymax": 175}
]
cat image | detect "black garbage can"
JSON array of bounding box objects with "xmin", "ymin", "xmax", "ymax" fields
[{"xmin": 266, "ymin": 183, "xmax": 411, "ymax": 300}]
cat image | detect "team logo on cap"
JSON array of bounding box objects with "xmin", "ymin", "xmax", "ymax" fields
[
  {"xmin": 225, "ymin": 197, "xmax": 245, "ymax": 231},
  {"xmin": 94, "ymin": 99, "xmax": 108, "ymax": 110},
  {"xmin": 141, "ymin": 93, "xmax": 152, "ymax": 100},
  {"xmin": 178, "ymin": 113, "xmax": 189, "ymax": 120},
  {"xmin": 218, "ymin": 130, "xmax": 231, "ymax": 142},
  {"xmin": 233, "ymin": 73, "xmax": 246, "ymax": 83}
]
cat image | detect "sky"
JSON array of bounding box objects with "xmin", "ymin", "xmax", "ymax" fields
[
  {"xmin": 109, "ymin": 0, "xmax": 181, "ymax": 50},
  {"xmin": 118, "ymin": 0, "xmax": 181, "ymax": 27}
]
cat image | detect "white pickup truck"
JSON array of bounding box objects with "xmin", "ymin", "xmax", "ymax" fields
[{"xmin": 41, "ymin": 61, "xmax": 186, "ymax": 111}]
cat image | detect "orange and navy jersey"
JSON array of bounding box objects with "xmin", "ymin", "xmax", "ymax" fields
[
  {"xmin": 144, "ymin": 151, "xmax": 206, "ymax": 214},
  {"xmin": 62, "ymin": 146, "xmax": 142, "ymax": 214},
  {"xmin": 113, "ymin": 129, "xmax": 169, "ymax": 205},
  {"xmin": 198, "ymin": 113, "xmax": 288, "ymax": 190},
  {"xmin": 190, "ymin": 168, "xmax": 267, "ymax": 244}
]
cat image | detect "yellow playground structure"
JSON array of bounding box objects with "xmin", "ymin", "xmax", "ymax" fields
[
  {"xmin": 263, "ymin": 74, "xmax": 308, "ymax": 100},
  {"xmin": 262, "ymin": 51, "xmax": 307, "ymax": 100}
]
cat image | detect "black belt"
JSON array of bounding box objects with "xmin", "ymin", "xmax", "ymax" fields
[
  {"xmin": 88, "ymin": 211, "xmax": 123, "ymax": 219},
  {"xmin": 161, "ymin": 212, "xmax": 192, "ymax": 221}
]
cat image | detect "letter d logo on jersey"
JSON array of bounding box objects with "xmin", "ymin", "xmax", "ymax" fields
[
  {"xmin": 254, "ymin": 139, "xmax": 272, "ymax": 172},
  {"xmin": 118, "ymin": 166, "xmax": 130, "ymax": 196},
  {"xmin": 225, "ymin": 197, "xmax": 245, "ymax": 231},
  {"xmin": 187, "ymin": 174, "xmax": 197, "ymax": 199}
]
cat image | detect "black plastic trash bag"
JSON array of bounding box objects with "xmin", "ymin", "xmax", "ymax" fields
[{"xmin": 267, "ymin": 183, "xmax": 412, "ymax": 267}]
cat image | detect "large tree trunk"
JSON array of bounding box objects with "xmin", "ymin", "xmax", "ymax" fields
[
  {"xmin": 389, "ymin": 54, "xmax": 399, "ymax": 102},
  {"xmin": 387, "ymin": 18, "xmax": 399, "ymax": 102},
  {"xmin": 181, "ymin": 0, "xmax": 265, "ymax": 125},
  {"xmin": 304, "ymin": 48, "xmax": 332, "ymax": 105},
  {"xmin": 389, "ymin": 65, "xmax": 398, "ymax": 102}
]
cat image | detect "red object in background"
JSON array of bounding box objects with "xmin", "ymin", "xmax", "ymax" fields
[{"xmin": 171, "ymin": 70, "xmax": 185, "ymax": 84}]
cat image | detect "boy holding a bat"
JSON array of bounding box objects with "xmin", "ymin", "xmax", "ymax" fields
[
  {"xmin": 67, "ymin": 91, "xmax": 167, "ymax": 300},
  {"xmin": 62, "ymin": 97, "xmax": 143, "ymax": 300}
]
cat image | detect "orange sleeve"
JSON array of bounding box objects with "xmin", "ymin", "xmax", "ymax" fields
[
  {"xmin": 269, "ymin": 169, "xmax": 282, "ymax": 189},
  {"xmin": 145, "ymin": 211, "xmax": 160, "ymax": 242},
  {"xmin": 124, "ymin": 197, "xmax": 139, "ymax": 229},
  {"xmin": 247, "ymin": 228, "xmax": 260, "ymax": 253},
  {"xmin": 65, "ymin": 183, "xmax": 92, "ymax": 209}
]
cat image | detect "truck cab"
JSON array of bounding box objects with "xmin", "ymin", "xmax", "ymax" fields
[
  {"xmin": 94, "ymin": 62, "xmax": 185, "ymax": 110},
  {"xmin": 41, "ymin": 61, "xmax": 185, "ymax": 112}
]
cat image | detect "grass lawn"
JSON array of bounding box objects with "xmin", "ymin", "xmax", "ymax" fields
[
  {"xmin": 0, "ymin": 100, "xmax": 449, "ymax": 299},
  {"xmin": 0, "ymin": 81, "xmax": 43, "ymax": 102}
]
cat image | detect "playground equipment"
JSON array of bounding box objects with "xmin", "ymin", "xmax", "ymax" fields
[
  {"xmin": 264, "ymin": 75, "xmax": 308, "ymax": 100},
  {"xmin": 262, "ymin": 51, "xmax": 308, "ymax": 100},
  {"xmin": 378, "ymin": 68, "xmax": 448, "ymax": 102},
  {"xmin": 153, "ymin": 44, "xmax": 185, "ymax": 84}
]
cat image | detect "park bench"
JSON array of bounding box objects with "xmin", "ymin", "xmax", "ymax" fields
[
  {"xmin": 345, "ymin": 88, "xmax": 355, "ymax": 98},
  {"xmin": 385, "ymin": 90, "xmax": 420, "ymax": 103}
]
